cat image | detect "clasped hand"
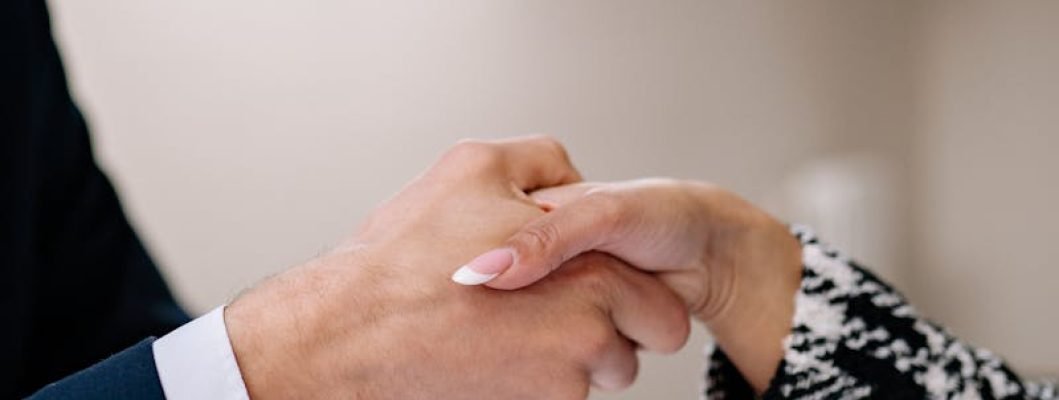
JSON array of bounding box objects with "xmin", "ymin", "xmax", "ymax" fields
[{"xmin": 224, "ymin": 136, "xmax": 801, "ymax": 399}]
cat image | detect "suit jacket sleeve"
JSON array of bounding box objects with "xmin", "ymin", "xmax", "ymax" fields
[
  {"xmin": 26, "ymin": 339, "xmax": 166, "ymax": 400},
  {"xmin": 1, "ymin": 0, "xmax": 190, "ymax": 397}
]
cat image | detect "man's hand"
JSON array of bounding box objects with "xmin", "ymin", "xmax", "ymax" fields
[{"xmin": 223, "ymin": 137, "xmax": 690, "ymax": 399}]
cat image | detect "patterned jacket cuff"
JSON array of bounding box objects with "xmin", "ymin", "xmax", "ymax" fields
[{"xmin": 705, "ymin": 225, "xmax": 1054, "ymax": 399}]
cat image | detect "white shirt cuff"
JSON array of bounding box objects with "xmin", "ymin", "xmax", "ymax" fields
[{"xmin": 153, "ymin": 306, "xmax": 250, "ymax": 400}]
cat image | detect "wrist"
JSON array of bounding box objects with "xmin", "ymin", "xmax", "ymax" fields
[
  {"xmin": 703, "ymin": 217, "xmax": 802, "ymax": 393},
  {"xmin": 225, "ymin": 277, "xmax": 321, "ymax": 399},
  {"xmin": 224, "ymin": 251, "xmax": 385, "ymax": 399}
]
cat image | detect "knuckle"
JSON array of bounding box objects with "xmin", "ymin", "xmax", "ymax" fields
[
  {"xmin": 582, "ymin": 190, "xmax": 627, "ymax": 229},
  {"xmin": 512, "ymin": 221, "xmax": 562, "ymax": 255},
  {"xmin": 535, "ymin": 134, "xmax": 571, "ymax": 162},
  {"xmin": 574, "ymin": 321, "xmax": 616, "ymax": 362},
  {"xmin": 444, "ymin": 139, "xmax": 502, "ymax": 169},
  {"xmin": 452, "ymin": 137, "xmax": 488, "ymax": 149}
]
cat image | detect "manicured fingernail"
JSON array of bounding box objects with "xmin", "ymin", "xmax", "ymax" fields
[{"xmin": 451, "ymin": 248, "xmax": 515, "ymax": 285}]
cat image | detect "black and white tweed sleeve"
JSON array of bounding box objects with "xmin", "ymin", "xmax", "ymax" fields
[{"xmin": 703, "ymin": 226, "xmax": 1057, "ymax": 399}]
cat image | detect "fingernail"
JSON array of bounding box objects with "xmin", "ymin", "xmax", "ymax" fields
[{"xmin": 451, "ymin": 248, "xmax": 515, "ymax": 285}]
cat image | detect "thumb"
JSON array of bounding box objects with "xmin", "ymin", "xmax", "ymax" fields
[{"xmin": 450, "ymin": 190, "xmax": 626, "ymax": 290}]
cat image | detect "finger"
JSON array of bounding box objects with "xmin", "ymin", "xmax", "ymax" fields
[
  {"xmin": 453, "ymin": 180, "xmax": 700, "ymax": 289},
  {"xmin": 569, "ymin": 253, "xmax": 691, "ymax": 355},
  {"xmin": 492, "ymin": 135, "xmax": 582, "ymax": 191},
  {"xmin": 470, "ymin": 190, "xmax": 627, "ymax": 290},
  {"xmin": 587, "ymin": 334, "xmax": 638, "ymax": 392},
  {"xmin": 528, "ymin": 182, "xmax": 600, "ymax": 211},
  {"xmin": 604, "ymin": 255, "xmax": 691, "ymax": 354}
]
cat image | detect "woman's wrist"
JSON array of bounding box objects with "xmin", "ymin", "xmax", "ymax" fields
[{"xmin": 701, "ymin": 215, "xmax": 803, "ymax": 393}]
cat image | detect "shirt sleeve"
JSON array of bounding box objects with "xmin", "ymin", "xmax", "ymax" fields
[
  {"xmin": 703, "ymin": 225, "xmax": 1058, "ymax": 399},
  {"xmin": 152, "ymin": 307, "xmax": 250, "ymax": 400}
]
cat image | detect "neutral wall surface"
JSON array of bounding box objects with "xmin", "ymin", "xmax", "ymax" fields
[
  {"xmin": 913, "ymin": 0, "xmax": 1059, "ymax": 377},
  {"xmin": 46, "ymin": 0, "xmax": 1055, "ymax": 397}
]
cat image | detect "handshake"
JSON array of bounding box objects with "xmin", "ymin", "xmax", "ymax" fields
[{"xmin": 223, "ymin": 136, "xmax": 803, "ymax": 399}]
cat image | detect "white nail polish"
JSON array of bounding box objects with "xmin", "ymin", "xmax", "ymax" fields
[{"xmin": 451, "ymin": 266, "xmax": 498, "ymax": 285}]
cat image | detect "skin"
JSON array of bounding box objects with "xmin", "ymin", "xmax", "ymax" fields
[
  {"xmin": 481, "ymin": 179, "xmax": 804, "ymax": 393},
  {"xmin": 222, "ymin": 137, "xmax": 691, "ymax": 399}
]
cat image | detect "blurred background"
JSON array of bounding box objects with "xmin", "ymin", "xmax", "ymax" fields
[{"xmin": 48, "ymin": 0, "xmax": 1058, "ymax": 398}]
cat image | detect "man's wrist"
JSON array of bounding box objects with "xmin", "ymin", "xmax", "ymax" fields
[
  {"xmin": 223, "ymin": 250, "xmax": 390, "ymax": 400},
  {"xmin": 225, "ymin": 265, "xmax": 330, "ymax": 399}
]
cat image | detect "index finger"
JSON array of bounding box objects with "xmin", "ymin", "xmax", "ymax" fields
[
  {"xmin": 433, "ymin": 135, "xmax": 581, "ymax": 193},
  {"xmin": 492, "ymin": 135, "xmax": 582, "ymax": 191}
]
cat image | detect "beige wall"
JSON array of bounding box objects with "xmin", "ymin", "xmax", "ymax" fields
[
  {"xmin": 47, "ymin": 0, "xmax": 1055, "ymax": 397},
  {"xmin": 913, "ymin": 0, "xmax": 1059, "ymax": 378}
]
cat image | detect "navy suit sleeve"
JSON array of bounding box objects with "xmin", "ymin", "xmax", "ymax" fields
[
  {"xmin": 1, "ymin": 0, "xmax": 189, "ymax": 397},
  {"xmin": 27, "ymin": 339, "xmax": 167, "ymax": 400}
]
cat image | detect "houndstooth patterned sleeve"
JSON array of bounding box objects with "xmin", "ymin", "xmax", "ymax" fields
[{"xmin": 703, "ymin": 225, "xmax": 1057, "ymax": 399}]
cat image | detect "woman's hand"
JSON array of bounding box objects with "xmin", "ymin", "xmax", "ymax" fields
[{"xmin": 452, "ymin": 178, "xmax": 803, "ymax": 392}]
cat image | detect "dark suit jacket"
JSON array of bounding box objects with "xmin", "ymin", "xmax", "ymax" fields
[{"xmin": 2, "ymin": 0, "xmax": 190, "ymax": 398}]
